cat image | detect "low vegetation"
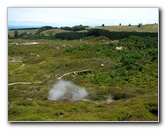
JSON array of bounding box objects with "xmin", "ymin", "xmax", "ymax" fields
[{"xmin": 8, "ymin": 24, "xmax": 158, "ymax": 121}]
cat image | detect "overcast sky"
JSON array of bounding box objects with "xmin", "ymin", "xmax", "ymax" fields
[{"xmin": 8, "ymin": 8, "xmax": 158, "ymax": 27}]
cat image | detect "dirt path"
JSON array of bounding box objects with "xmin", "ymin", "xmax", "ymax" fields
[
  {"xmin": 57, "ymin": 69, "xmax": 92, "ymax": 80},
  {"xmin": 8, "ymin": 81, "xmax": 42, "ymax": 86},
  {"xmin": 10, "ymin": 63, "xmax": 25, "ymax": 74}
]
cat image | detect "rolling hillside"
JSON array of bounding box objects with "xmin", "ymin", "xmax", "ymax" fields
[
  {"xmin": 8, "ymin": 24, "xmax": 158, "ymax": 37},
  {"xmin": 95, "ymin": 24, "xmax": 158, "ymax": 32}
]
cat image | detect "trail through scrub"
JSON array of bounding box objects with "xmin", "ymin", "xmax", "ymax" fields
[
  {"xmin": 57, "ymin": 69, "xmax": 92, "ymax": 80},
  {"xmin": 10, "ymin": 63, "xmax": 25, "ymax": 74},
  {"xmin": 8, "ymin": 81, "xmax": 42, "ymax": 86}
]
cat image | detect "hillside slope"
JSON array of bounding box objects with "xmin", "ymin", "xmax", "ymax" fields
[
  {"xmin": 95, "ymin": 24, "xmax": 158, "ymax": 32},
  {"xmin": 8, "ymin": 24, "xmax": 158, "ymax": 38}
]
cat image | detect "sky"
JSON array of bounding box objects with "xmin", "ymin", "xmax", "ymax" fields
[{"xmin": 8, "ymin": 8, "xmax": 159, "ymax": 28}]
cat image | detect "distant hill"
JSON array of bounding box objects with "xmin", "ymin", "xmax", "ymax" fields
[
  {"xmin": 8, "ymin": 25, "xmax": 41, "ymax": 30},
  {"xmin": 8, "ymin": 24, "xmax": 158, "ymax": 37},
  {"xmin": 95, "ymin": 24, "xmax": 158, "ymax": 32}
]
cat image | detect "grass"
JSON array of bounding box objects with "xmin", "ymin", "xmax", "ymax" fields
[
  {"xmin": 95, "ymin": 24, "xmax": 158, "ymax": 32},
  {"xmin": 8, "ymin": 29, "xmax": 38, "ymax": 37},
  {"xmin": 40, "ymin": 29, "xmax": 70, "ymax": 36}
]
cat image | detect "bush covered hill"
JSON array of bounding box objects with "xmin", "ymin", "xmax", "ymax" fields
[
  {"xmin": 8, "ymin": 24, "xmax": 158, "ymax": 38},
  {"xmin": 8, "ymin": 24, "xmax": 158, "ymax": 121}
]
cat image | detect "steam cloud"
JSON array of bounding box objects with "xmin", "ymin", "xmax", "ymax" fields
[
  {"xmin": 106, "ymin": 97, "xmax": 114, "ymax": 103},
  {"xmin": 48, "ymin": 80, "xmax": 88, "ymax": 102}
]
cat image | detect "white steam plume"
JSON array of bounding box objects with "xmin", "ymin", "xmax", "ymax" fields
[{"xmin": 48, "ymin": 80, "xmax": 88, "ymax": 102}]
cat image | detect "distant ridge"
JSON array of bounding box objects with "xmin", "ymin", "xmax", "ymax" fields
[
  {"xmin": 9, "ymin": 27, "xmax": 40, "ymax": 30},
  {"xmin": 8, "ymin": 25, "xmax": 41, "ymax": 30}
]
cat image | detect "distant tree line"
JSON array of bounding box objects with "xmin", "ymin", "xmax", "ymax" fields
[
  {"xmin": 88, "ymin": 29, "xmax": 157, "ymax": 39},
  {"xmin": 9, "ymin": 27, "xmax": 39, "ymax": 30},
  {"xmin": 61, "ymin": 25, "xmax": 88, "ymax": 31},
  {"xmin": 55, "ymin": 32, "xmax": 87, "ymax": 40},
  {"xmin": 9, "ymin": 28, "xmax": 158, "ymax": 40},
  {"xmin": 54, "ymin": 29, "xmax": 158, "ymax": 40}
]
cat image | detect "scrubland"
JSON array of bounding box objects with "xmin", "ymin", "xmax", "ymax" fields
[{"xmin": 8, "ymin": 24, "xmax": 158, "ymax": 121}]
